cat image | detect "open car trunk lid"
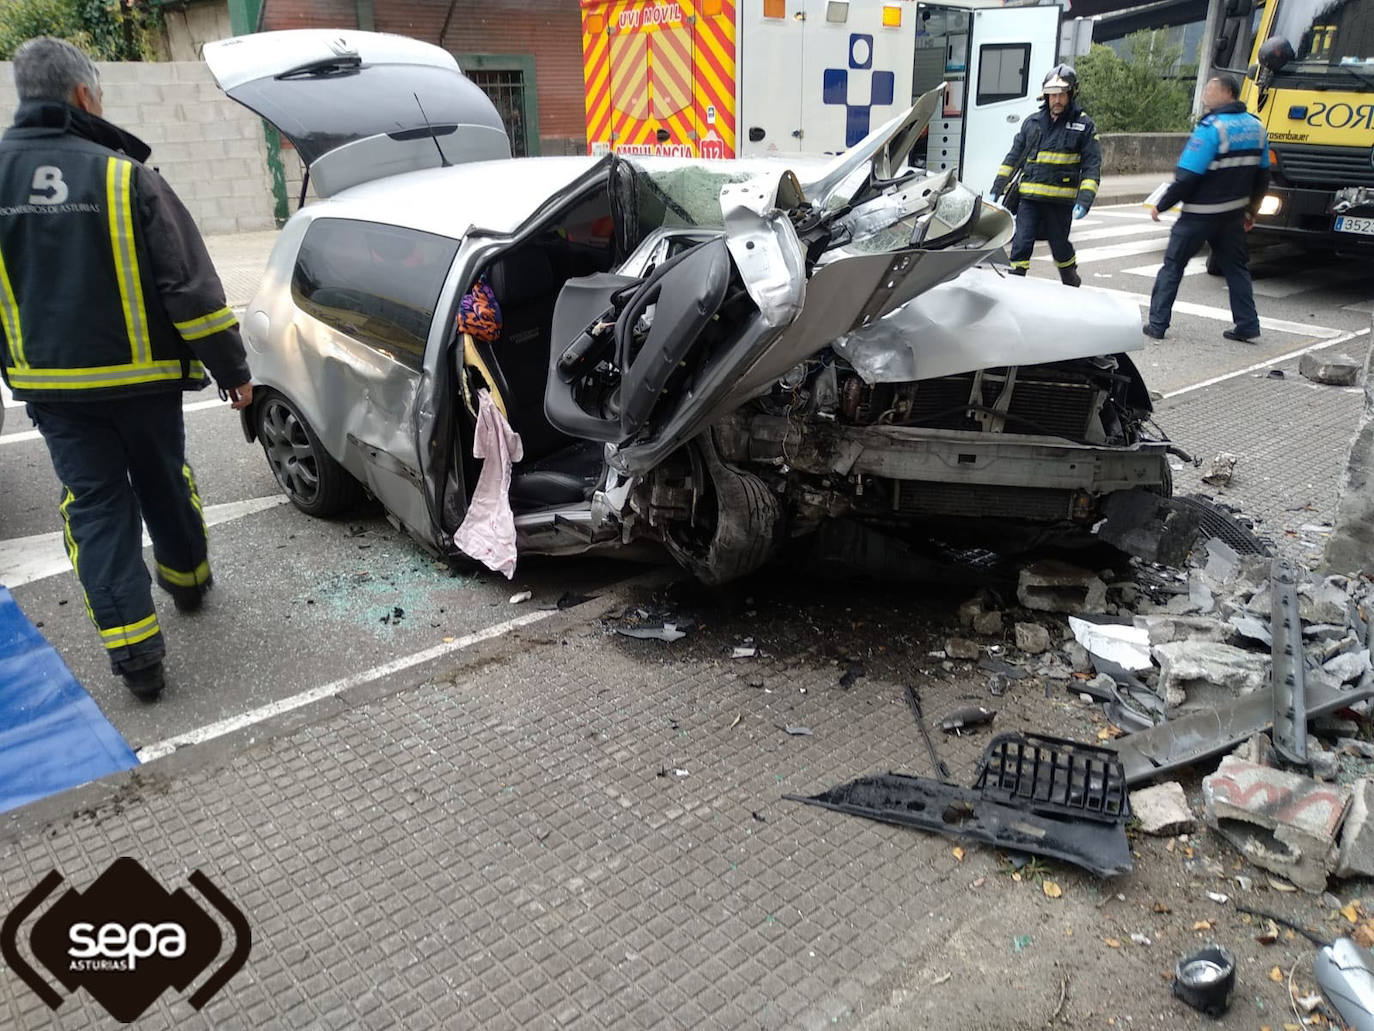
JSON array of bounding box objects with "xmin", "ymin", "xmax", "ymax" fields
[{"xmin": 202, "ymin": 29, "xmax": 511, "ymax": 197}]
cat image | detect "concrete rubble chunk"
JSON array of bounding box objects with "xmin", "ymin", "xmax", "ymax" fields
[
  {"xmin": 1014, "ymin": 622, "xmax": 1051, "ymax": 655},
  {"xmin": 1153, "ymin": 640, "xmax": 1271, "ymax": 708},
  {"xmin": 1189, "ymin": 571, "xmax": 1216, "ymax": 615},
  {"xmin": 1203, "ymin": 756, "xmax": 1352, "ymax": 893},
  {"xmin": 1323, "ymin": 648, "xmax": 1371, "ymax": 685},
  {"xmin": 1229, "ymin": 614, "xmax": 1272, "ymax": 647},
  {"xmin": 1299, "ymin": 352, "xmax": 1361, "ymax": 387},
  {"xmin": 1335, "ymin": 779, "xmax": 1374, "ymax": 880},
  {"xmin": 1134, "ymin": 614, "xmax": 1231, "ymax": 646},
  {"xmin": 1062, "ymin": 640, "xmax": 1092, "ymax": 674},
  {"xmin": 1234, "ymin": 733, "xmax": 1278, "ymax": 768},
  {"xmin": 1337, "ymin": 738, "xmax": 1374, "ymax": 760},
  {"xmin": 945, "ymin": 638, "xmax": 981, "ymax": 661},
  {"xmin": 1017, "ymin": 561, "xmax": 1108, "ymax": 614},
  {"xmin": 1201, "ymin": 452, "xmax": 1238, "ymax": 487},
  {"xmin": 1308, "ymin": 745, "xmax": 1340, "ymax": 782},
  {"xmin": 958, "ymin": 595, "xmax": 986, "ymax": 629},
  {"xmin": 972, "ymin": 610, "xmax": 1004, "ymax": 636},
  {"xmin": 1299, "ymin": 577, "xmax": 1352, "ymax": 626},
  {"xmin": 1130, "ymin": 781, "xmax": 1197, "ymax": 836}
]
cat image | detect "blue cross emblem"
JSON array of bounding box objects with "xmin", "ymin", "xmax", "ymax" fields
[{"xmin": 823, "ymin": 34, "xmax": 896, "ymax": 147}]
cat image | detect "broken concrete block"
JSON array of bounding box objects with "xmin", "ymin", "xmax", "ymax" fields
[
  {"xmin": 1300, "ymin": 577, "xmax": 1352, "ymax": 626},
  {"xmin": 1017, "ymin": 561, "xmax": 1108, "ymax": 614},
  {"xmin": 1153, "ymin": 640, "xmax": 1271, "ymax": 707},
  {"xmin": 945, "ymin": 638, "xmax": 981, "ymax": 661},
  {"xmin": 1130, "ymin": 781, "xmax": 1197, "ymax": 836},
  {"xmin": 1309, "ymin": 744, "xmax": 1340, "ymax": 782},
  {"xmin": 1014, "ymin": 622, "xmax": 1051, "ymax": 655},
  {"xmin": 1337, "ymin": 738, "xmax": 1374, "ymax": 760},
  {"xmin": 1203, "ymin": 756, "xmax": 1352, "ymax": 893},
  {"xmin": 1299, "ymin": 352, "xmax": 1361, "ymax": 387},
  {"xmin": 1335, "ymin": 779, "xmax": 1374, "ymax": 880},
  {"xmin": 1229, "ymin": 614, "xmax": 1273, "ymax": 647},
  {"xmin": 1134, "ymin": 614, "xmax": 1231, "ymax": 646},
  {"xmin": 973, "ymin": 610, "xmax": 1004, "ymax": 636},
  {"xmin": 1062, "ymin": 640, "xmax": 1091, "ymax": 674},
  {"xmin": 1201, "ymin": 452, "xmax": 1238, "ymax": 487},
  {"xmin": 1323, "ymin": 648, "xmax": 1371, "ymax": 684},
  {"xmin": 1233, "ymin": 733, "xmax": 1278, "ymax": 768},
  {"xmin": 1189, "ymin": 572, "xmax": 1216, "ymax": 615},
  {"xmin": 958, "ymin": 595, "xmax": 986, "ymax": 629}
]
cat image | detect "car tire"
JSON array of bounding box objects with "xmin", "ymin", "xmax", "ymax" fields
[{"xmin": 256, "ymin": 391, "xmax": 363, "ymax": 517}]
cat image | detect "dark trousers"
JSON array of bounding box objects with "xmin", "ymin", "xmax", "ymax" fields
[
  {"xmin": 28, "ymin": 392, "xmax": 210, "ymax": 673},
  {"xmin": 1008, "ymin": 200, "xmax": 1076, "ymax": 271},
  {"xmin": 1147, "ymin": 211, "xmax": 1258, "ymax": 336}
]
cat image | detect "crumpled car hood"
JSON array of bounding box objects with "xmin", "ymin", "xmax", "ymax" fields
[{"xmin": 832, "ymin": 267, "xmax": 1145, "ymax": 383}]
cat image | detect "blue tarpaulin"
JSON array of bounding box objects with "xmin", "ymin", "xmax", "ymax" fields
[{"xmin": 0, "ymin": 584, "xmax": 138, "ymax": 813}]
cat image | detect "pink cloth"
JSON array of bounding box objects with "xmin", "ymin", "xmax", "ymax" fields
[{"xmin": 453, "ymin": 390, "xmax": 524, "ymax": 578}]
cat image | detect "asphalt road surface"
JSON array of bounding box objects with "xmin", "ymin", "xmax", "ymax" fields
[{"xmin": 2, "ymin": 204, "xmax": 1370, "ymax": 763}]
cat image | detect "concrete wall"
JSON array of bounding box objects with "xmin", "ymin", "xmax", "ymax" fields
[
  {"xmin": 0, "ymin": 61, "xmax": 276, "ymax": 235},
  {"xmin": 1099, "ymin": 133, "xmax": 1188, "ymax": 175},
  {"xmin": 159, "ymin": 3, "xmax": 236, "ymax": 61}
]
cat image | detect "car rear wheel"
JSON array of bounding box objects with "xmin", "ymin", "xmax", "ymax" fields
[{"xmin": 257, "ymin": 392, "xmax": 363, "ymax": 517}]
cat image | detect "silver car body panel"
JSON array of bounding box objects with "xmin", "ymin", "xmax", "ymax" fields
[
  {"xmin": 721, "ymin": 175, "xmax": 807, "ymax": 328},
  {"xmin": 203, "ymin": 30, "xmax": 510, "ymax": 197},
  {"xmin": 833, "ymin": 267, "xmax": 1146, "ymax": 384}
]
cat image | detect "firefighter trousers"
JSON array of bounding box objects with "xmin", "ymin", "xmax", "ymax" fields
[
  {"xmin": 27, "ymin": 392, "xmax": 211, "ymax": 674},
  {"xmin": 1008, "ymin": 200, "xmax": 1077, "ymax": 276}
]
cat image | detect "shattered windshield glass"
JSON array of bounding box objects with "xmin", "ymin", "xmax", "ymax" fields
[{"xmin": 630, "ymin": 161, "xmax": 754, "ymax": 230}]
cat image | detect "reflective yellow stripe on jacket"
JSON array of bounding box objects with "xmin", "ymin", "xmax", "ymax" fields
[
  {"xmin": 99, "ymin": 613, "xmax": 161, "ymax": 650},
  {"xmin": 0, "ymin": 248, "xmax": 25, "ymax": 369},
  {"xmin": 175, "ymin": 306, "xmax": 237, "ymax": 342},
  {"xmin": 1018, "ymin": 182, "xmax": 1080, "ymax": 200},
  {"xmin": 6, "ymin": 359, "xmax": 205, "ymax": 391},
  {"xmin": 107, "ymin": 157, "xmax": 151, "ymax": 365},
  {"xmin": 1034, "ymin": 151, "xmax": 1081, "ymax": 165}
]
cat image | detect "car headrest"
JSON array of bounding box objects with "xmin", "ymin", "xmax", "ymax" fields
[{"xmin": 486, "ymin": 246, "xmax": 556, "ymax": 306}]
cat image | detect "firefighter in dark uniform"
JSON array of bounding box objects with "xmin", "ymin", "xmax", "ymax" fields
[
  {"xmin": 0, "ymin": 38, "xmax": 253, "ymax": 700},
  {"xmin": 1144, "ymin": 74, "xmax": 1269, "ymax": 342},
  {"xmin": 990, "ymin": 65, "xmax": 1102, "ymax": 287}
]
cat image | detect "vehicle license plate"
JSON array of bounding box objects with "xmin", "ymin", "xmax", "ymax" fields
[{"xmin": 1334, "ymin": 216, "xmax": 1374, "ymax": 236}]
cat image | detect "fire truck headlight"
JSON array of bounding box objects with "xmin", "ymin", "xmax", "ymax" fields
[{"xmin": 1258, "ymin": 194, "xmax": 1282, "ymax": 216}]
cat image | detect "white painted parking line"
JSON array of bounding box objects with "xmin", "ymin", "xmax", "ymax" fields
[
  {"xmin": 1069, "ymin": 223, "xmax": 1170, "ymax": 244},
  {"xmin": 0, "ymin": 496, "xmax": 288, "ymax": 588},
  {"xmin": 1163, "ymin": 326, "xmax": 1371, "ymax": 399},
  {"xmin": 135, "ymin": 608, "xmax": 559, "ymax": 762},
  {"xmin": 1090, "ymin": 286, "xmax": 1346, "ymax": 338}
]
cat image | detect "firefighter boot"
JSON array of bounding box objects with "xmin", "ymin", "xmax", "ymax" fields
[{"xmin": 1059, "ymin": 264, "xmax": 1081, "ymax": 288}]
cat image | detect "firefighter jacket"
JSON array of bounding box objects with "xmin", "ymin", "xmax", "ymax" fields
[
  {"xmin": 0, "ymin": 102, "xmax": 249, "ymax": 402},
  {"xmin": 1156, "ymin": 101, "xmax": 1270, "ymax": 217},
  {"xmin": 992, "ymin": 102, "xmax": 1102, "ymax": 211}
]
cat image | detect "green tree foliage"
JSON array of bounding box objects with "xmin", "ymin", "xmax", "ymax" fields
[
  {"xmin": 0, "ymin": 0, "xmax": 160, "ymax": 61},
  {"xmin": 1076, "ymin": 30, "xmax": 1195, "ymax": 132}
]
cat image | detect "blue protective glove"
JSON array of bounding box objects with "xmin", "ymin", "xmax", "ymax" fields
[{"xmin": 1072, "ymin": 204, "xmax": 1087, "ymax": 220}]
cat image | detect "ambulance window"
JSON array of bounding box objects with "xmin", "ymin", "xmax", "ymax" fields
[
  {"xmin": 976, "ymin": 44, "xmax": 1031, "ymax": 104},
  {"xmin": 291, "ymin": 219, "xmax": 459, "ymax": 372}
]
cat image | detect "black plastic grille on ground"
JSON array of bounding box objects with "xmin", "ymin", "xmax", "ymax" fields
[
  {"xmin": 974, "ymin": 732, "xmax": 1130, "ymax": 824},
  {"xmin": 1173, "ymin": 494, "xmax": 1271, "ymax": 556}
]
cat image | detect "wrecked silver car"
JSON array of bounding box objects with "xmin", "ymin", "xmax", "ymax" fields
[{"xmin": 206, "ymin": 30, "xmax": 1172, "ymax": 584}]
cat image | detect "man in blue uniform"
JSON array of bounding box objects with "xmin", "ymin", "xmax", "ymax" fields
[
  {"xmin": 1144, "ymin": 74, "xmax": 1270, "ymax": 342},
  {"xmin": 991, "ymin": 65, "xmax": 1101, "ymax": 287},
  {"xmin": 0, "ymin": 38, "xmax": 253, "ymax": 700}
]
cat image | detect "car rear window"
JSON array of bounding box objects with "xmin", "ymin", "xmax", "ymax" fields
[{"xmin": 291, "ymin": 218, "xmax": 459, "ymax": 371}]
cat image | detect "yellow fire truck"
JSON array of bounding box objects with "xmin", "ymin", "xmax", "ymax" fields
[{"xmin": 1228, "ymin": 0, "xmax": 1374, "ymax": 252}]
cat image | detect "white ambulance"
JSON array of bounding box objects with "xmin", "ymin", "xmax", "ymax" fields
[{"xmin": 581, "ymin": 0, "xmax": 1063, "ymax": 195}]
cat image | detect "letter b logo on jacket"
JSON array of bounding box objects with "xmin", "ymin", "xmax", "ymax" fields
[{"xmin": 29, "ymin": 166, "xmax": 68, "ymax": 205}]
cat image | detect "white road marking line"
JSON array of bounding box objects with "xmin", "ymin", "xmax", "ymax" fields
[
  {"xmin": 0, "ymin": 397, "xmax": 228, "ymax": 444},
  {"xmin": 1121, "ymin": 260, "xmax": 1206, "ymax": 279},
  {"xmin": 1162, "ymin": 326, "xmax": 1371, "ymax": 399},
  {"xmin": 1090, "ymin": 286, "xmax": 1345, "ymax": 338},
  {"xmin": 0, "ymin": 496, "xmax": 288, "ymax": 588},
  {"xmin": 1037, "ymin": 237, "xmax": 1170, "ymax": 264},
  {"xmin": 135, "ymin": 609, "xmax": 558, "ymax": 762},
  {"xmin": 1343, "ymin": 300, "xmax": 1374, "ymax": 314},
  {"xmin": 1069, "ymin": 223, "xmax": 1170, "ymax": 244}
]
